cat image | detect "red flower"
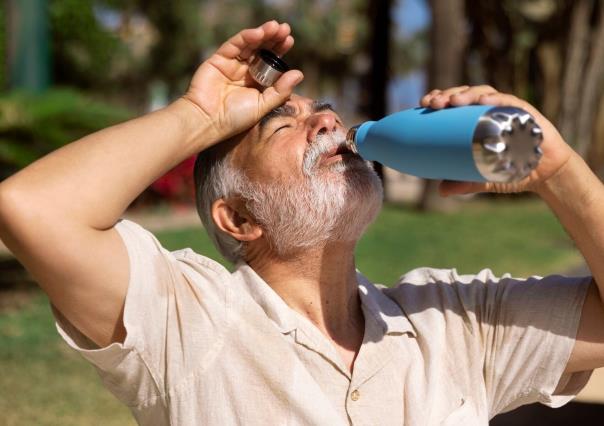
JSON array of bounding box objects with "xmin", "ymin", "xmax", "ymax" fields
[{"xmin": 151, "ymin": 156, "xmax": 196, "ymax": 203}]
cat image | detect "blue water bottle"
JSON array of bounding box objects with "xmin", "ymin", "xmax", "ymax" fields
[{"xmin": 345, "ymin": 106, "xmax": 544, "ymax": 182}]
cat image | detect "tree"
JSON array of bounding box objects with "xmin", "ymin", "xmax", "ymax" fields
[
  {"xmin": 357, "ymin": 0, "xmax": 393, "ymax": 184},
  {"xmin": 465, "ymin": 0, "xmax": 604, "ymax": 173},
  {"xmin": 570, "ymin": 2, "xmax": 604, "ymax": 160},
  {"xmin": 416, "ymin": 0, "xmax": 467, "ymax": 211}
]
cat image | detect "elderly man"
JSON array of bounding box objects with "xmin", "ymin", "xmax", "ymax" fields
[{"xmin": 1, "ymin": 21, "xmax": 604, "ymax": 425}]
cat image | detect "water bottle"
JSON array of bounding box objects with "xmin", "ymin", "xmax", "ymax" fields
[{"xmin": 345, "ymin": 105, "xmax": 544, "ymax": 183}]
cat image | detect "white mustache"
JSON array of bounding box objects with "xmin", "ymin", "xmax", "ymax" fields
[{"xmin": 302, "ymin": 130, "xmax": 348, "ymax": 174}]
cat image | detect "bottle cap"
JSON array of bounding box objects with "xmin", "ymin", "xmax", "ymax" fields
[
  {"xmin": 249, "ymin": 49, "xmax": 290, "ymax": 87},
  {"xmin": 473, "ymin": 107, "xmax": 543, "ymax": 182}
]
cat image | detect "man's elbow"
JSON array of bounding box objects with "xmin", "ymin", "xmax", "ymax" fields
[
  {"xmin": 0, "ymin": 181, "xmax": 21, "ymax": 228},
  {"xmin": 0, "ymin": 181, "xmax": 39, "ymax": 245}
]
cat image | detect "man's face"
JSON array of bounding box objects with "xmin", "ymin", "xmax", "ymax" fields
[
  {"xmin": 232, "ymin": 94, "xmax": 354, "ymax": 182},
  {"xmin": 228, "ymin": 94, "xmax": 383, "ymax": 258}
]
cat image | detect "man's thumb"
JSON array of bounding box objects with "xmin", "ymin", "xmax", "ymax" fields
[{"xmin": 260, "ymin": 70, "xmax": 304, "ymax": 111}]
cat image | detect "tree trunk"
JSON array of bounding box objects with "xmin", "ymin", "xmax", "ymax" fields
[
  {"xmin": 417, "ymin": 0, "xmax": 467, "ymax": 211},
  {"xmin": 590, "ymin": 93, "xmax": 604, "ymax": 178},
  {"xmin": 587, "ymin": 89, "xmax": 604, "ymax": 180},
  {"xmin": 465, "ymin": 0, "xmax": 514, "ymax": 92},
  {"xmin": 360, "ymin": 0, "xmax": 393, "ymax": 186},
  {"xmin": 536, "ymin": 42, "xmax": 561, "ymax": 122},
  {"xmin": 427, "ymin": 0, "xmax": 466, "ymax": 89},
  {"xmin": 576, "ymin": 4, "xmax": 604, "ymax": 158},
  {"xmin": 558, "ymin": 0, "xmax": 593, "ymax": 143}
]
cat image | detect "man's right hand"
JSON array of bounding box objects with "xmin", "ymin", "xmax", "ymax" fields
[
  {"xmin": 0, "ymin": 21, "xmax": 302, "ymax": 348},
  {"xmin": 184, "ymin": 21, "xmax": 304, "ymax": 143}
]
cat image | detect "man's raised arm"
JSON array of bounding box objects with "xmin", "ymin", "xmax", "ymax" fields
[
  {"xmin": 421, "ymin": 85, "xmax": 604, "ymax": 373},
  {"xmin": 0, "ymin": 21, "xmax": 303, "ymax": 348}
]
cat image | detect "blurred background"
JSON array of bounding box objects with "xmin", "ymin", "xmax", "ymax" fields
[{"xmin": 1, "ymin": 0, "xmax": 604, "ymax": 424}]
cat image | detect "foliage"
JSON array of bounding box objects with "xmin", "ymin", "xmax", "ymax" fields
[
  {"xmin": 464, "ymin": 0, "xmax": 604, "ymax": 167},
  {"xmin": 43, "ymin": 0, "xmax": 372, "ymax": 104},
  {"xmin": 0, "ymin": 89, "xmax": 132, "ymax": 180},
  {"xmin": 391, "ymin": 28, "xmax": 429, "ymax": 77},
  {"xmin": 49, "ymin": 0, "xmax": 125, "ymax": 89},
  {"xmin": 0, "ymin": 1, "xmax": 5, "ymax": 89}
]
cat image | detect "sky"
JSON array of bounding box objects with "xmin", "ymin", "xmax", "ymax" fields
[{"xmin": 393, "ymin": 0, "xmax": 430, "ymax": 40}]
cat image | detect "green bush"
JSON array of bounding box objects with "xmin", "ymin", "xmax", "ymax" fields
[{"xmin": 0, "ymin": 89, "xmax": 132, "ymax": 180}]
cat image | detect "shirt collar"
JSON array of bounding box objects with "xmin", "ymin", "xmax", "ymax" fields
[
  {"xmin": 234, "ymin": 262, "xmax": 416, "ymax": 337},
  {"xmin": 356, "ymin": 272, "xmax": 417, "ymax": 337},
  {"xmin": 234, "ymin": 262, "xmax": 298, "ymax": 334}
]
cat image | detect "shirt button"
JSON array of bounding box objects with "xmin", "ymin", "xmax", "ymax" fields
[{"xmin": 350, "ymin": 389, "xmax": 360, "ymax": 401}]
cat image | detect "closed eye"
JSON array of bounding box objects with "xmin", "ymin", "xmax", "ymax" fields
[{"xmin": 274, "ymin": 124, "xmax": 292, "ymax": 134}]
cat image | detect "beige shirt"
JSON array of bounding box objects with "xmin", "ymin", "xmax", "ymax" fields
[{"xmin": 53, "ymin": 220, "xmax": 592, "ymax": 425}]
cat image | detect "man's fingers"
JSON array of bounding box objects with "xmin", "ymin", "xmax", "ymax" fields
[
  {"xmin": 217, "ymin": 27, "xmax": 264, "ymax": 60},
  {"xmin": 259, "ymin": 70, "xmax": 304, "ymax": 113},
  {"xmin": 241, "ymin": 22, "xmax": 291, "ymax": 62},
  {"xmin": 446, "ymin": 85, "xmax": 498, "ymax": 106},
  {"xmin": 421, "ymin": 89, "xmax": 441, "ymax": 107},
  {"xmin": 422, "ymin": 86, "xmax": 469, "ymax": 109},
  {"xmin": 262, "ymin": 23, "xmax": 292, "ymax": 57},
  {"xmin": 439, "ymin": 180, "xmax": 489, "ymax": 196},
  {"xmin": 476, "ymin": 93, "xmax": 542, "ymax": 118},
  {"xmin": 271, "ymin": 35, "xmax": 294, "ymax": 57},
  {"xmin": 216, "ymin": 21, "xmax": 283, "ymax": 60},
  {"xmin": 420, "ymin": 85, "xmax": 543, "ymax": 121},
  {"xmin": 421, "ymin": 85, "xmax": 499, "ymax": 109},
  {"xmin": 268, "ymin": 23, "xmax": 291, "ymax": 49}
]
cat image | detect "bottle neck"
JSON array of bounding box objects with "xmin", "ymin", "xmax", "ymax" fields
[
  {"xmin": 345, "ymin": 126, "xmax": 361, "ymax": 154},
  {"xmin": 346, "ymin": 121, "xmax": 376, "ymax": 155}
]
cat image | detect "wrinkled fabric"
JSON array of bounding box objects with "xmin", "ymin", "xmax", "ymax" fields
[{"xmin": 53, "ymin": 220, "xmax": 592, "ymax": 425}]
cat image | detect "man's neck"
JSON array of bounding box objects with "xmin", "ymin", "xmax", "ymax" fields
[{"xmin": 246, "ymin": 241, "xmax": 364, "ymax": 355}]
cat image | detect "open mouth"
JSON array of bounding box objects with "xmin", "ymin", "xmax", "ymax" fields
[{"xmin": 323, "ymin": 144, "xmax": 355, "ymax": 162}]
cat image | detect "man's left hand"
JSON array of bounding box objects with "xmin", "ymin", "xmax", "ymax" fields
[
  {"xmin": 423, "ymin": 86, "xmax": 604, "ymax": 375},
  {"xmin": 420, "ymin": 85, "xmax": 576, "ymax": 196}
]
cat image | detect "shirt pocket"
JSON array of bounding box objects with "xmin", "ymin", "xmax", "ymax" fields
[{"xmin": 440, "ymin": 398, "xmax": 481, "ymax": 426}]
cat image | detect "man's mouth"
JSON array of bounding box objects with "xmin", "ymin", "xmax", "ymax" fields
[
  {"xmin": 322, "ymin": 143, "xmax": 356, "ymax": 163},
  {"xmin": 303, "ymin": 131, "xmax": 363, "ymax": 173}
]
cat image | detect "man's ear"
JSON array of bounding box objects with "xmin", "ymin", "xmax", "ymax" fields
[{"xmin": 211, "ymin": 198, "xmax": 263, "ymax": 242}]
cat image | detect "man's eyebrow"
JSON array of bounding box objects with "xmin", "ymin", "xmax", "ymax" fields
[
  {"xmin": 259, "ymin": 104, "xmax": 297, "ymax": 130},
  {"xmin": 258, "ymin": 100, "xmax": 339, "ymax": 132},
  {"xmin": 311, "ymin": 100, "xmax": 336, "ymax": 114}
]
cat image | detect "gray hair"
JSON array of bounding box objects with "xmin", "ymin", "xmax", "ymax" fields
[{"xmin": 194, "ymin": 144, "xmax": 244, "ymax": 263}]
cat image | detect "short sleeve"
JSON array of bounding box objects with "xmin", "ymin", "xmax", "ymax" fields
[
  {"xmin": 387, "ymin": 267, "xmax": 592, "ymax": 420},
  {"xmin": 52, "ymin": 219, "xmax": 231, "ymax": 408},
  {"xmin": 453, "ymin": 269, "xmax": 593, "ymax": 415}
]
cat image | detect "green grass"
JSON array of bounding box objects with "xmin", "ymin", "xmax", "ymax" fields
[
  {"xmin": 0, "ymin": 199, "xmax": 583, "ymax": 424},
  {"xmin": 356, "ymin": 199, "xmax": 581, "ymax": 284},
  {"xmin": 0, "ymin": 292, "xmax": 136, "ymax": 426}
]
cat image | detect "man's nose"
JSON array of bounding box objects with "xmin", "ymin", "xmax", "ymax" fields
[{"xmin": 307, "ymin": 113, "xmax": 338, "ymax": 142}]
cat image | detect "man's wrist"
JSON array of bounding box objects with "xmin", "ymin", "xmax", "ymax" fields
[
  {"xmin": 535, "ymin": 152, "xmax": 599, "ymax": 208},
  {"xmin": 166, "ymin": 97, "xmax": 222, "ymax": 154}
]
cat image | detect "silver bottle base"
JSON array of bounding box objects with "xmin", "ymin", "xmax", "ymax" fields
[{"xmin": 472, "ymin": 107, "xmax": 543, "ymax": 182}]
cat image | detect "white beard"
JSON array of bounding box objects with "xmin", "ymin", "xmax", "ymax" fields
[{"xmin": 239, "ymin": 130, "xmax": 383, "ymax": 258}]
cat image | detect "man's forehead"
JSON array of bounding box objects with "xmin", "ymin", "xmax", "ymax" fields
[
  {"xmin": 283, "ymin": 94, "xmax": 315, "ymax": 110},
  {"xmin": 262, "ymin": 95, "xmax": 320, "ymax": 120},
  {"xmin": 230, "ymin": 95, "xmax": 336, "ymax": 168},
  {"xmin": 285, "ymin": 95, "xmax": 333, "ymax": 114},
  {"xmin": 257, "ymin": 96, "xmax": 335, "ymax": 130}
]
